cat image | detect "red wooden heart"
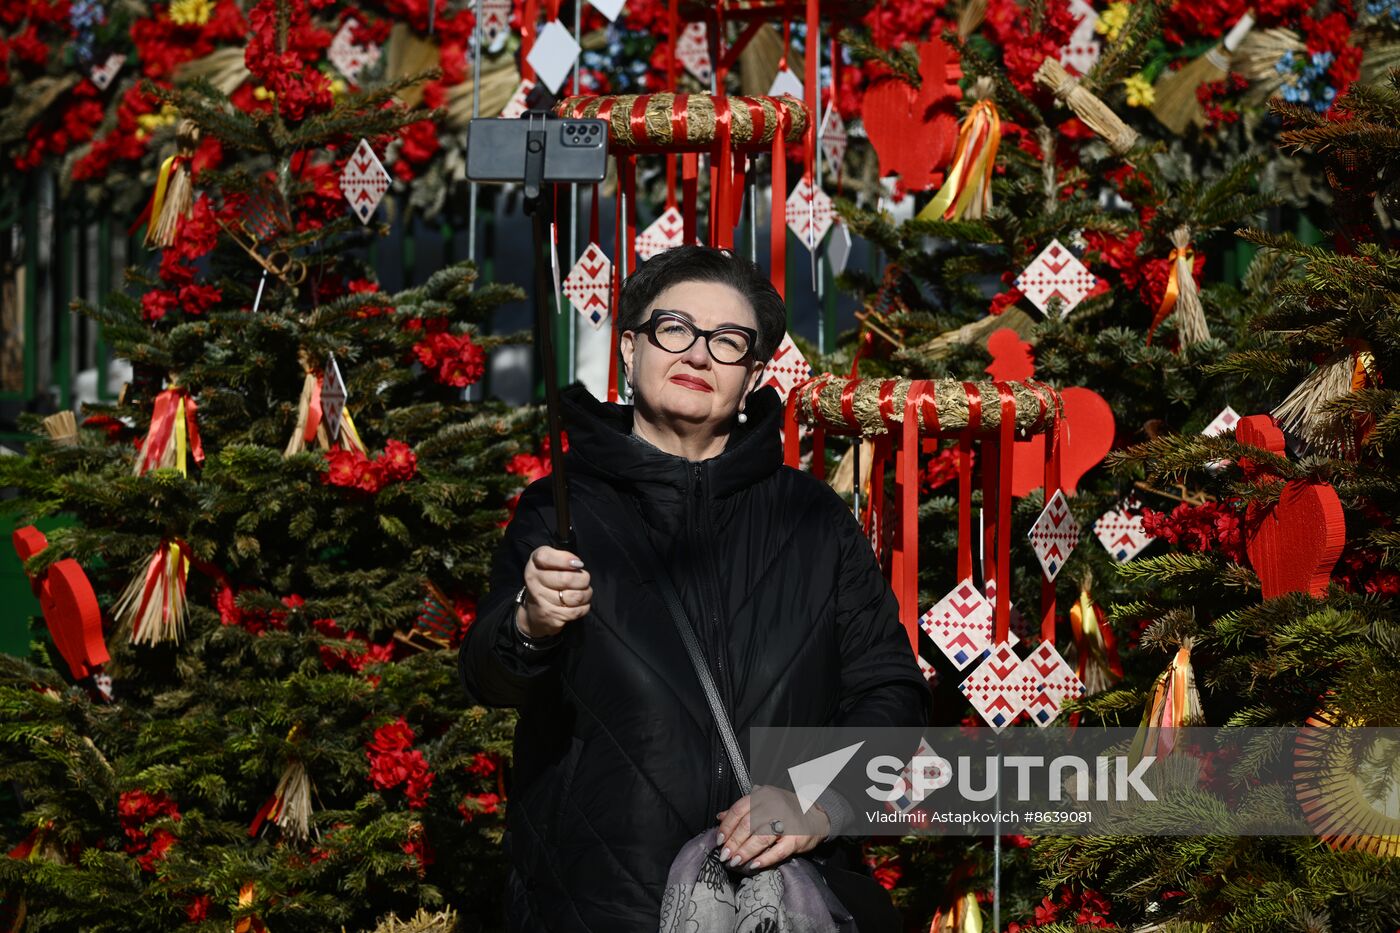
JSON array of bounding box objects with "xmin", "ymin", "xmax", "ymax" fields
[
  {"xmin": 41, "ymin": 560, "xmax": 107, "ymax": 679},
  {"xmin": 1010, "ymin": 387, "xmax": 1115, "ymax": 497},
  {"xmin": 860, "ymin": 38, "xmax": 962, "ymax": 194},
  {"xmin": 1235, "ymin": 414, "xmax": 1285, "ymax": 476},
  {"xmin": 12, "ymin": 524, "xmax": 107, "ymax": 679},
  {"xmin": 1247, "ymin": 480, "xmax": 1345, "ymax": 599}
]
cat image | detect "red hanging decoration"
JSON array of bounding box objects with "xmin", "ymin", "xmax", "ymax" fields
[{"xmin": 12, "ymin": 526, "xmax": 108, "ymax": 680}]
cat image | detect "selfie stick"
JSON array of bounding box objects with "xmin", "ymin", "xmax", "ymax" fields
[{"xmin": 522, "ymin": 113, "xmax": 577, "ymax": 551}]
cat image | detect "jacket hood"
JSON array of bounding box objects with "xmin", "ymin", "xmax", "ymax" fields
[{"xmin": 558, "ymin": 381, "xmax": 784, "ymax": 503}]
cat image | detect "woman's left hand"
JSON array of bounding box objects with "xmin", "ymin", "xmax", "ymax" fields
[{"xmin": 714, "ymin": 788, "xmax": 829, "ymax": 872}]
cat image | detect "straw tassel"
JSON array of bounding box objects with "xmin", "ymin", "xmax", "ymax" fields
[
  {"xmin": 917, "ymin": 78, "xmax": 1000, "ymax": 223},
  {"xmin": 1132, "ymin": 638, "xmax": 1204, "ymax": 762},
  {"xmin": 250, "ymin": 733, "xmax": 315, "ymax": 843},
  {"xmin": 1033, "ymin": 58, "xmax": 1138, "ymax": 155},
  {"xmin": 145, "ymin": 119, "xmax": 201, "ymax": 249},
  {"xmin": 284, "ymin": 364, "xmax": 367, "ymax": 457},
  {"xmin": 41, "ymin": 411, "xmax": 77, "ymax": 445},
  {"xmin": 1068, "ymin": 574, "xmax": 1123, "ymax": 695},
  {"xmin": 1151, "ymin": 13, "xmax": 1255, "ymax": 134},
  {"xmin": 1271, "ymin": 350, "xmax": 1368, "ymax": 456},
  {"xmin": 1148, "ymin": 225, "xmax": 1210, "ymax": 348},
  {"xmin": 113, "ymin": 539, "xmax": 191, "ymax": 647}
]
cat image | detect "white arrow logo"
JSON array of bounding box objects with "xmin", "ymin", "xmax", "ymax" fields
[{"xmin": 788, "ymin": 741, "xmax": 866, "ymax": 813}]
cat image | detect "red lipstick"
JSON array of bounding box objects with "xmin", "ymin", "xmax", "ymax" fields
[{"xmin": 670, "ymin": 374, "xmax": 713, "ymax": 393}]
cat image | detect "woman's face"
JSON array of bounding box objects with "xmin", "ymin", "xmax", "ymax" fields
[{"xmin": 620, "ymin": 280, "xmax": 766, "ymax": 430}]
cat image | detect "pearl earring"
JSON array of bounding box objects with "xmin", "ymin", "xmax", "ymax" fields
[
  {"xmin": 623, "ymin": 380, "xmax": 634, "ymax": 402},
  {"xmin": 737, "ymin": 409, "xmax": 748, "ymax": 424}
]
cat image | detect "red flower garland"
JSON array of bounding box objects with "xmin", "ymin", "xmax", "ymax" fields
[{"xmin": 118, "ymin": 788, "xmax": 181, "ymax": 872}]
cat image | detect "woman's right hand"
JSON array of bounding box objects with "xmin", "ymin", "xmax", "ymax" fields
[{"xmin": 518, "ymin": 546, "xmax": 592, "ymax": 639}]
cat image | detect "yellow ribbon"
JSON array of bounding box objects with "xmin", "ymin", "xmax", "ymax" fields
[
  {"xmin": 1147, "ymin": 245, "xmax": 1192, "ymax": 346},
  {"xmin": 173, "ymin": 396, "xmax": 188, "ymax": 478},
  {"xmin": 148, "ymin": 155, "xmax": 178, "ymax": 239},
  {"xmin": 340, "ymin": 409, "xmax": 365, "ymax": 453},
  {"xmin": 917, "ymin": 101, "xmax": 1001, "ymax": 223}
]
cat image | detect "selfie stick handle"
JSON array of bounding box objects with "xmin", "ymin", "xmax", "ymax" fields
[{"xmin": 523, "ymin": 116, "xmax": 577, "ymax": 552}]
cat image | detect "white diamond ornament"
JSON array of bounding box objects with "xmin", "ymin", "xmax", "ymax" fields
[
  {"xmin": 769, "ymin": 67, "xmax": 805, "ymax": 99},
  {"xmin": 1202, "ymin": 406, "xmax": 1241, "ymax": 437},
  {"xmin": 526, "ymin": 20, "xmax": 580, "ymax": 95},
  {"xmin": 634, "ymin": 206, "xmax": 684, "ymax": 260},
  {"xmin": 322, "ymin": 354, "xmax": 348, "ymax": 443},
  {"xmin": 90, "ymin": 53, "xmax": 124, "ymax": 90},
  {"xmin": 563, "ymin": 243, "xmax": 612, "ymax": 329},
  {"xmin": 1094, "ymin": 497, "xmax": 1154, "ymax": 562},
  {"xmin": 819, "ymin": 104, "xmax": 848, "ymax": 171},
  {"xmin": 786, "ymin": 177, "xmax": 835, "ymax": 250},
  {"xmin": 500, "ymin": 78, "xmax": 537, "ymax": 119},
  {"xmin": 341, "ymin": 139, "xmax": 391, "ymax": 224},
  {"xmin": 676, "ymin": 22, "xmax": 712, "ymax": 83},
  {"xmin": 920, "ymin": 578, "xmax": 1017, "ymax": 671},
  {"xmin": 1028, "ymin": 490, "xmax": 1080, "ymax": 582},
  {"xmin": 827, "ymin": 219, "xmax": 852, "ymax": 276},
  {"xmin": 1059, "ymin": 0, "xmax": 1102, "ymax": 76},
  {"xmin": 757, "ymin": 333, "xmax": 812, "ymax": 401},
  {"xmin": 329, "ymin": 17, "xmax": 381, "ymax": 82},
  {"xmin": 959, "ymin": 643, "xmax": 1030, "ymax": 732},
  {"xmin": 1014, "ymin": 239, "xmax": 1097, "ymax": 318},
  {"xmin": 480, "ymin": 0, "xmax": 511, "ymax": 42},
  {"xmin": 587, "ymin": 0, "xmax": 626, "ymax": 21},
  {"xmin": 1018, "ymin": 640, "xmax": 1086, "ymax": 726}
]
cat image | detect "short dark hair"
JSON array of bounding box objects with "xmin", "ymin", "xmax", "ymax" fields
[{"xmin": 617, "ymin": 245, "xmax": 787, "ymax": 362}]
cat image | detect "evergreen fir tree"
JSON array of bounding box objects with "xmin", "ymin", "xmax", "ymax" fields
[{"xmin": 0, "ymin": 0, "xmax": 543, "ymax": 927}]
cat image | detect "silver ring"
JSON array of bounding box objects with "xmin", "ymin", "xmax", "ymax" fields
[
  {"xmin": 558, "ymin": 589, "xmax": 568, "ymax": 605},
  {"xmin": 769, "ymin": 819, "xmax": 784, "ymax": 836}
]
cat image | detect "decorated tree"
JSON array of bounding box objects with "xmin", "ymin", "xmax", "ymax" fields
[
  {"xmin": 0, "ymin": 0, "xmax": 545, "ymax": 927},
  {"xmin": 1029, "ymin": 71, "xmax": 1400, "ymax": 931},
  {"xmin": 795, "ymin": 0, "xmax": 1395, "ymax": 926}
]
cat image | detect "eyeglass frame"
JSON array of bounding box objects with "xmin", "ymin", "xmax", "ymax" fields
[{"xmin": 629, "ymin": 308, "xmax": 761, "ymax": 365}]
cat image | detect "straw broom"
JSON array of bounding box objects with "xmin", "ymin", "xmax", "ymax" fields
[{"xmin": 1151, "ymin": 12, "xmax": 1256, "ymax": 134}]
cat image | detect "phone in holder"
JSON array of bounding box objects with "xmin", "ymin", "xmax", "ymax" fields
[{"xmin": 466, "ymin": 115, "xmax": 609, "ymax": 188}]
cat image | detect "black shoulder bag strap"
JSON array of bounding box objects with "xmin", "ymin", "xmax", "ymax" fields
[{"xmin": 574, "ymin": 494, "xmax": 752, "ymax": 796}]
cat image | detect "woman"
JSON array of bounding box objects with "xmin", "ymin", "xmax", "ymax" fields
[{"xmin": 459, "ymin": 245, "xmax": 930, "ymax": 932}]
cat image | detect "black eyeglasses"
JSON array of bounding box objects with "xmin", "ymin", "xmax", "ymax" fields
[{"xmin": 633, "ymin": 309, "xmax": 758, "ymax": 365}]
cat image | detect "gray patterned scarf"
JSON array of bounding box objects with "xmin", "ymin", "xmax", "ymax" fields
[{"xmin": 659, "ymin": 827, "xmax": 857, "ymax": 933}]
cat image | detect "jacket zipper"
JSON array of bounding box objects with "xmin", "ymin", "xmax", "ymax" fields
[{"xmin": 690, "ymin": 462, "xmax": 730, "ymax": 819}]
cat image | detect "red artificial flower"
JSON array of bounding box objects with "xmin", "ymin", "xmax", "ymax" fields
[
  {"xmin": 411, "ymin": 331, "xmax": 486, "ymax": 387},
  {"xmin": 118, "ymin": 788, "xmax": 181, "ymax": 872},
  {"xmin": 378, "ymin": 439, "xmax": 418, "ymax": 482},
  {"xmin": 1140, "ymin": 501, "xmax": 1247, "ymax": 563},
  {"xmin": 142, "ymin": 289, "xmax": 180, "ymax": 322},
  {"xmin": 457, "ymin": 791, "xmax": 501, "ymax": 822},
  {"xmin": 324, "ymin": 448, "xmax": 363, "ymax": 487},
  {"xmin": 366, "ymin": 718, "xmax": 435, "ymax": 808},
  {"xmin": 467, "ymin": 750, "xmax": 501, "ymax": 777},
  {"xmin": 186, "ymin": 895, "xmax": 212, "ymax": 922},
  {"xmin": 394, "ymin": 119, "xmax": 440, "ymax": 182},
  {"xmin": 989, "ymin": 288, "xmax": 1024, "ymax": 316}
]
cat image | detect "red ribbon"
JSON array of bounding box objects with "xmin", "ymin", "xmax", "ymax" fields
[
  {"xmin": 806, "ymin": 377, "xmax": 831, "ymax": 481},
  {"xmin": 667, "ymin": 94, "xmax": 689, "ymax": 211},
  {"xmin": 957, "ymin": 383, "xmax": 981, "ymax": 582},
  {"xmin": 305, "ymin": 371, "xmax": 324, "ymax": 444},
  {"xmin": 520, "ymin": 0, "xmax": 540, "ymax": 81},
  {"xmin": 896, "ymin": 381, "xmax": 933, "ymax": 654},
  {"xmin": 804, "ymin": 0, "xmax": 819, "ymax": 193},
  {"xmin": 712, "ymin": 97, "xmax": 734, "ymax": 249},
  {"xmin": 992, "ymin": 383, "xmax": 1016, "ymax": 644},
  {"xmin": 138, "ymin": 387, "xmax": 204, "ymax": 474},
  {"xmin": 1032, "ymin": 380, "xmax": 1064, "ymax": 644},
  {"xmin": 682, "ymin": 152, "xmax": 699, "ymax": 245},
  {"xmin": 770, "ymin": 105, "xmax": 788, "ymax": 299},
  {"xmin": 783, "ymin": 386, "xmax": 803, "ymax": 467}
]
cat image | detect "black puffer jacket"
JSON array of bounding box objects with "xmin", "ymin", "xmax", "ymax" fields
[{"xmin": 459, "ymin": 381, "xmax": 931, "ymax": 933}]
